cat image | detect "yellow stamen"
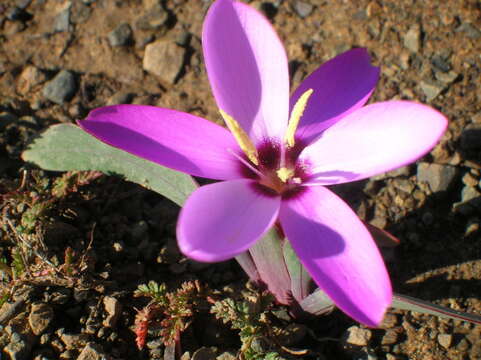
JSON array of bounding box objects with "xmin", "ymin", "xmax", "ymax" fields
[
  {"xmin": 277, "ymin": 167, "xmax": 294, "ymax": 183},
  {"xmin": 220, "ymin": 109, "xmax": 258, "ymax": 165},
  {"xmin": 285, "ymin": 88, "xmax": 314, "ymax": 147}
]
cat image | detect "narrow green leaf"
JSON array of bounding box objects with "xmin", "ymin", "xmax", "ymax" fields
[
  {"xmin": 298, "ymin": 288, "xmax": 335, "ymax": 316},
  {"xmin": 22, "ymin": 124, "xmax": 197, "ymax": 206},
  {"xmin": 248, "ymin": 228, "xmax": 291, "ymax": 305},
  {"xmin": 282, "ymin": 241, "xmax": 311, "ymax": 302},
  {"xmin": 392, "ymin": 293, "xmax": 481, "ymax": 325}
]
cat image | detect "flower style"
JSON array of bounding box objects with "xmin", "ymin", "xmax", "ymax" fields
[{"xmin": 79, "ymin": 0, "xmax": 447, "ymax": 326}]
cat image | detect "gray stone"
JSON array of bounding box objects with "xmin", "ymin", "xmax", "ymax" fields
[
  {"xmin": 77, "ymin": 343, "xmax": 106, "ymax": 360},
  {"xmin": 102, "ymin": 296, "xmax": 122, "ymax": 328},
  {"xmin": 108, "ymin": 23, "xmax": 133, "ymax": 47},
  {"xmin": 437, "ymin": 333, "xmax": 452, "ymax": 349},
  {"xmin": 460, "ymin": 123, "xmax": 481, "ymax": 149},
  {"xmin": 456, "ymin": 23, "xmax": 481, "ymax": 39},
  {"xmin": 293, "ymin": 1, "xmax": 313, "ymax": 18},
  {"xmin": 417, "ymin": 162, "xmax": 458, "ymax": 192},
  {"xmin": 54, "ymin": 7, "xmax": 70, "ymax": 33},
  {"xmin": 143, "ymin": 40, "xmax": 186, "ymax": 84},
  {"xmin": 343, "ymin": 325, "xmax": 372, "ymax": 346},
  {"xmin": 420, "ymin": 80, "xmax": 445, "ymax": 102},
  {"xmin": 431, "ymin": 54, "xmax": 451, "ymax": 72},
  {"xmin": 42, "ymin": 70, "xmax": 77, "ymax": 105},
  {"xmin": 28, "ymin": 302, "xmax": 54, "ymax": 335},
  {"xmin": 4, "ymin": 332, "xmax": 32, "ymax": 360},
  {"xmin": 404, "ymin": 24, "xmax": 421, "ymax": 52},
  {"xmin": 435, "ymin": 70, "xmax": 459, "ymax": 84}
]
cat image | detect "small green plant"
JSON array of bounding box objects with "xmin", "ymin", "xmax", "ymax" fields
[
  {"xmin": 210, "ymin": 290, "xmax": 285, "ymax": 360},
  {"xmin": 133, "ymin": 280, "xmax": 207, "ymax": 350}
]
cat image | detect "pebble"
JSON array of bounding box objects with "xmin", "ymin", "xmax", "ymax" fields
[
  {"xmin": 416, "ymin": 162, "xmax": 458, "ymax": 192},
  {"xmin": 107, "ymin": 92, "xmax": 134, "ymax": 105},
  {"xmin": 4, "ymin": 332, "xmax": 32, "ymax": 360},
  {"xmin": 0, "ymin": 299, "xmax": 25, "ymax": 325},
  {"xmin": 136, "ymin": 6, "xmax": 169, "ymax": 31},
  {"xmin": 59, "ymin": 332, "xmax": 89, "ymax": 349},
  {"xmin": 434, "ymin": 70, "xmax": 459, "ymax": 84},
  {"xmin": 431, "ymin": 54, "xmax": 451, "ymax": 72},
  {"xmin": 216, "ymin": 352, "xmax": 236, "ymax": 360},
  {"xmin": 419, "ymin": 80, "xmax": 445, "ymax": 102},
  {"xmin": 381, "ymin": 313, "xmax": 399, "ymax": 328},
  {"xmin": 77, "ymin": 343, "xmax": 106, "ymax": 360},
  {"xmin": 28, "ymin": 303, "xmax": 54, "ymax": 335},
  {"xmin": 460, "ymin": 123, "xmax": 481, "ymax": 149},
  {"xmin": 462, "ymin": 172, "xmax": 478, "ymax": 187},
  {"xmin": 461, "ymin": 185, "xmax": 481, "ymax": 205},
  {"xmin": 54, "ymin": 7, "xmax": 71, "ymax": 33},
  {"xmin": 455, "ymin": 337, "xmax": 470, "ymax": 352},
  {"xmin": 42, "ymin": 70, "xmax": 77, "ymax": 105},
  {"xmin": 403, "ymin": 24, "xmax": 421, "ymax": 52},
  {"xmin": 102, "ymin": 296, "xmax": 122, "ymax": 328},
  {"xmin": 343, "ymin": 325, "xmax": 372, "ymax": 346},
  {"xmin": 437, "ymin": 333, "xmax": 452, "ymax": 349},
  {"xmin": 143, "ymin": 40, "xmax": 186, "ymax": 84},
  {"xmin": 293, "ymin": 1, "xmax": 313, "ymax": 18},
  {"xmin": 108, "ymin": 23, "xmax": 133, "ymax": 47},
  {"xmin": 17, "ymin": 65, "xmax": 47, "ymax": 94},
  {"xmin": 455, "ymin": 23, "xmax": 481, "ymax": 39},
  {"xmin": 381, "ymin": 330, "xmax": 398, "ymax": 345}
]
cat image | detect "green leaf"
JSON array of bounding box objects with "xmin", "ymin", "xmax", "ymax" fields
[
  {"xmin": 22, "ymin": 124, "xmax": 197, "ymax": 206},
  {"xmin": 248, "ymin": 228, "xmax": 291, "ymax": 305},
  {"xmin": 392, "ymin": 293, "xmax": 481, "ymax": 325},
  {"xmin": 282, "ymin": 241, "xmax": 311, "ymax": 302},
  {"xmin": 298, "ymin": 288, "xmax": 335, "ymax": 316}
]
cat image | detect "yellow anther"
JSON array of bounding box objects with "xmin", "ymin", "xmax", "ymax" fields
[
  {"xmin": 220, "ymin": 109, "xmax": 259, "ymax": 165},
  {"xmin": 285, "ymin": 88, "xmax": 314, "ymax": 147},
  {"xmin": 277, "ymin": 167, "xmax": 294, "ymax": 183}
]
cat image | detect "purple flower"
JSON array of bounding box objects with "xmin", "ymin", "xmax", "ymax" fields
[{"xmin": 79, "ymin": 0, "xmax": 447, "ymax": 326}]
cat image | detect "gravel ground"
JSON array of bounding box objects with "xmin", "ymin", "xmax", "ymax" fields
[{"xmin": 0, "ymin": 0, "xmax": 480, "ymax": 359}]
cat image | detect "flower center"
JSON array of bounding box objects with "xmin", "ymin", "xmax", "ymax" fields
[
  {"xmin": 238, "ymin": 138, "xmax": 309, "ymax": 197},
  {"xmin": 219, "ymin": 88, "xmax": 314, "ymax": 197}
]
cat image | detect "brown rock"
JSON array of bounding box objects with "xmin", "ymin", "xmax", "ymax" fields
[
  {"xmin": 28, "ymin": 303, "xmax": 54, "ymax": 335},
  {"xmin": 17, "ymin": 66, "xmax": 47, "ymax": 94},
  {"xmin": 143, "ymin": 40, "xmax": 186, "ymax": 84},
  {"xmin": 437, "ymin": 333, "xmax": 452, "ymax": 349},
  {"xmin": 77, "ymin": 343, "xmax": 106, "ymax": 360},
  {"xmin": 343, "ymin": 325, "xmax": 372, "ymax": 346},
  {"xmin": 102, "ymin": 296, "xmax": 122, "ymax": 328}
]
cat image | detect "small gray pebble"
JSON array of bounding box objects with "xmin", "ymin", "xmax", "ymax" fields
[
  {"xmin": 42, "ymin": 70, "xmax": 77, "ymax": 105},
  {"xmin": 108, "ymin": 23, "xmax": 133, "ymax": 47}
]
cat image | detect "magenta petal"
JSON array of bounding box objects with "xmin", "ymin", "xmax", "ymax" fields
[
  {"xmin": 202, "ymin": 0, "xmax": 289, "ymax": 142},
  {"xmin": 78, "ymin": 105, "xmax": 242, "ymax": 180},
  {"xmin": 177, "ymin": 180, "xmax": 281, "ymax": 262},
  {"xmin": 302, "ymin": 101, "xmax": 448, "ymax": 185},
  {"xmin": 279, "ymin": 186, "xmax": 392, "ymax": 326},
  {"xmin": 291, "ymin": 48, "xmax": 379, "ymax": 143}
]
